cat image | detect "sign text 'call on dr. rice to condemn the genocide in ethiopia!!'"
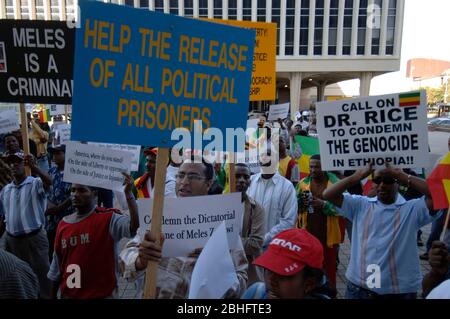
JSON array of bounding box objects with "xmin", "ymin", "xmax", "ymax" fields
[
  {"xmin": 316, "ymin": 91, "xmax": 429, "ymax": 170},
  {"xmin": 70, "ymin": 1, "xmax": 255, "ymax": 150}
]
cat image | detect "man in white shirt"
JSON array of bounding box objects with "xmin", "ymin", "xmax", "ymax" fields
[{"xmin": 247, "ymin": 148, "xmax": 298, "ymax": 248}]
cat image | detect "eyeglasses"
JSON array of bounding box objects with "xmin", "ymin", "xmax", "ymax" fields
[
  {"xmin": 175, "ymin": 172, "xmax": 206, "ymax": 182},
  {"xmin": 372, "ymin": 177, "xmax": 397, "ymax": 185}
]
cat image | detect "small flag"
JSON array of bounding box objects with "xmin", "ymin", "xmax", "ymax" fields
[
  {"xmin": 294, "ymin": 135, "xmax": 320, "ymax": 179},
  {"xmin": 39, "ymin": 108, "xmax": 51, "ymax": 123},
  {"xmin": 426, "ymin": 152, "xmax": 450, "ymax": 210},
  {"xmin": 399, "ymin": 91, "xmax": 420, "ymax": 107}
]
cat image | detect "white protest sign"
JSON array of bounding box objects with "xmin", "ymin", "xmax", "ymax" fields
[
  {"xmin": 88, "ymin": 142, "xmax": 141, "ymax": 172},
  {"xmin": 49, "ymin": 104, "xmax": 66, "ymax": 116},
  {"xmin": 316, "ymin": 90, "xmax": 429, "ymax": 170},
  {"xmin": 0, "ymin": 110, "xmax": 19, "ymax": 134},
  {"xmin": 246, "ymin": 118, "xmax": 259, "ymax": 130},
  {"xmin": 236, "ymin": 149, "xmax": 260, "ymax": 174},
  {"xmin": 137, "ymin": 193, "xmax": 244, "ymax": 257},
  {"xmin": 63, "ymin": 141, "xmax": 132, "ymax": 191},
  {"xmin": 267, "ymin": 102, "xmax": 290, "ymax": 121},
  {"xmin": 25, "ymin": 104, "xmax": 34, "ymax": 113},
  {"xmin": 189, "ymin": 222, "xmax": 238, "ymax": 299},
  {"xmin": 55, "ymin": 123, "xmax": 71, "ymax": 144}
]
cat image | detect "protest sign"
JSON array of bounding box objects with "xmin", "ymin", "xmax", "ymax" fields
[
  {"xmin": 49, "ymin": 104, "xmax": 66, "ymax": 116},
  {"xmin": 63, "ymin": 141, "xmax": 132, "ymax": 191},
  {"xmin": 246, "ymin": 118, "xmax": 259, "ymax": 130},
  {"xmin": 137, "ymin": 193, "xmax": 244, "ymax": 257},
  {"xmin": 55, "ymin": 123, "xmax": 71, "ymax": 144},
  {"xmin": 0, "ymin": 109, "xmax": 19, "ymax": 134},
  {"xmin": 189, "ymin": 222, "xmax": 238, "ymax": 299},
  {"xmin": 268, "ymin": 102, "xmax": 290, "ymax": 121},
  {"xmin": 0, "ymin": 20, "xmax": 74, "ymax": 104},
  {"xmin": 71, "ymin": 1, "xmax": 255, "ymax": 151},
  {"xmin": 204, "ymin": 19, "xmax": 276, "ymax": 101},
  {"xmin": 316, "ymin": 90, "xmax": 429, "ymax": 170},
  {"xmin": 88, "ymin": 142, "xmax": 141, "ymax": 172}
]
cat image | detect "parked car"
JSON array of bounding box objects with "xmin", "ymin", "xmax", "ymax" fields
[{"xmin": 428, "ymin": 118, "xmax": 450, "ymax": 131}]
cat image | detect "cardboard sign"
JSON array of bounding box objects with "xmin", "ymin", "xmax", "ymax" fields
[
  {"xmin": 205, "ymin": 19, "xmax": 277, "ymax": 101},
  {"xmin": 0, "ymin": 20, "xmax": 74, "ymax": 103},
  {"xmin": 71, "ymin": 2, "xmax": 255, "ymax": 151},
  {"xmin": 49, "ymin": 104, "xmax": 66, "ymax": 116},
  {"xmin": 316, "ymin": 90, "xmax": 429, "ymax": 170},
  {"xmin": 54, "ymin": 123, "xmax": 71, "ymax": 144},
  {"xmin": 137, "ymin": 193, "xmax": 244, "ymax": 257},
  {"xmin": 268, "ymin": 102, "xmax": 290, "ymax": 121},
  {"xmin": 63, "ymin": 141, "xmax": 132, "ymax": 191},
  {"xmin": 88, "ymin": 142, "xmax": 141, "ymax": 172},
  {"xmin": 0, "ymin": 109, "xmax": 19, "ymax": 134}
]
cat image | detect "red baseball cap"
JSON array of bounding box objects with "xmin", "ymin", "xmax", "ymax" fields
[
  {"xmin": 143, "ymin": 147, "xmax": 158, "ymax": 156},
  {"xmin": 253, "ymin": 229, "xmax": 323, "ymax": 276}
]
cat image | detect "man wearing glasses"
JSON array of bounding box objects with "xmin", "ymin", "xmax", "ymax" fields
[
  {"xmin": 323, "ymin": 163, "xmax": 439, "ymax": 299},
  {"xmin": 119, "ymin": 157, "xmax": 248, "ymax": 299}
]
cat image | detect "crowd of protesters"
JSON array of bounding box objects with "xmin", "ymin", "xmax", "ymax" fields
[{"xmin": 0, "ymin": 112, "xmax": 449, "ymax": 300}]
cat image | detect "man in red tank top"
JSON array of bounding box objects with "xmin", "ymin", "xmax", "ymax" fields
[{"xmin": 47, "ymin": 173, "xmax": 139, "ymax": 299}]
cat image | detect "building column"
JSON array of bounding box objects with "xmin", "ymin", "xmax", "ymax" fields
[
  {"xmin": 289, "ymin": 72, "xmax": 303, "ymax": 119},
  {"xmin": 317, "ymin": 81, "xmax": 328, "ymax": 101},
  {"xmin": 359, "ymin": 72, "xmax": 373, "ymax": 96}
]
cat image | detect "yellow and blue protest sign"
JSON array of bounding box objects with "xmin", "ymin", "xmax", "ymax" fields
[{"xmin": 71, "ymin": 1, "xmax": 255, "ymax": 151}]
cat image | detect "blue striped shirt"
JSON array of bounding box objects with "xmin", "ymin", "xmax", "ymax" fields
[
  {"xmin": 0, "ymin": 176, "xmax": 47, "ymax": 236},
  {"xmin": 340, "ymin": 194, "xmax": 438, "ymax": 294}
]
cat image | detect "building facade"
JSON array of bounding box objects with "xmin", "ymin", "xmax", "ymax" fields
[{"xmin": 0, "ymin": 0, "xmax": 405, "ymax": 115}]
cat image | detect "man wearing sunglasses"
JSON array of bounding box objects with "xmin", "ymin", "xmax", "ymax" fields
[{"xmin": 323, "ymin": 163, "xmax": 438, "ymax": 299}]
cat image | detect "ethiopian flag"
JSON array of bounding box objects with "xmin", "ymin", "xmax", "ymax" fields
[
  {"xmin": 39, "ymin": 108, "xmax": 51, "ymax": 123},
  {"xmin": 294, "ymin": 135, "xmax": 320, "ymax": 179},
  {"xmin": 399, "ymin": 91, "xmax": 420, "ymax": 107},
  {"xmin": 426, "ymin": 152, "xmax": 450, "ymax": 209}
]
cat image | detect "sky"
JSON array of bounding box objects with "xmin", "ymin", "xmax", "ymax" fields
[{"xmin": 339, "ymin": 0, "xmax": 450, "ymax": 95}]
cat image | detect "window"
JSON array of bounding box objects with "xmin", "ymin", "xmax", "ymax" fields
[
  {"xmin": 228, "ymin": 0, "xmax": 237, "ymax": 20},
  {"xmin": 66, "ymin": 0, "xmax": 75, "ymax": 22},
  {"xmin": 170, "ymin": 0, "xmax": 178, "ymax": 14},
  {"xmin": 155, "ymin": 0, "xmax": 164, "ymax": 12},
  {"xmin": 140, "ymin": 0, "xmax": 149, "ymax": 8},
  {"xmin": 184, "ymin": 0, "xmax": 193, "ymax": 17},
  {"xmin": 328, "ymin": 0, "xmax": 338, "ymax": 55},
  {"xmin": 357, "ymin": 0, "xmax": 368, "ymax": 54},
  {"xmin": 199, "ymin": 0, "xmax": 208, "ymax": 17},
  {"xmin": 370, "ymin": 0, "xmax": 382, "ymax": 54},
  {"xmin": 257, "ymin": 0, "xmax": 266, "ymax": 22},
  {"xmin": 299, "ymin": 0, "xmax": 309, "ymax": 55},
  {"xmin": 243, "ymin": 0, "xmax": 252, "ymax": 21},
  {"xmin": 342, "ymin": 0, "xmax": 353, "ymax": 55},
  {"xmin": 314, "ymin": 0, "xmax": 324, "ymax": 55},
  {"xmin": 271, "ymin": 0, "xmax": 281, "ymax": 55},
  {"xmin": 213, "ymin": 0, "xmax": 222, "ymax": 18},
  {"xmin": 285, "ymin": 0, "xmax": 295, "ymax": 55},
  {"xmin": 386, "ymin": 0, "xmax": 396, "ymax": 55}
]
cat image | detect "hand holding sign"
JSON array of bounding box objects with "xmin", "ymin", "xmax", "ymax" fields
[
  {"xmin": 122, "ymin": 172, "xmax": 134, "ymax": 195},
  {"xmin": 136, "ymin": 231, "xmax": 165, "ymax": 271}
]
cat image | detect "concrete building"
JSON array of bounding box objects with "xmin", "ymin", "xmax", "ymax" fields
[{"xmin": 1, "ymin": 0, "xmax": 405, "ymax": 116}]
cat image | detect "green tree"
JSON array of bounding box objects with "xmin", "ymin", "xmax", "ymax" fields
[{"xmin": 421, "ymin": 80, "xmax": 448, "ymax": 106}]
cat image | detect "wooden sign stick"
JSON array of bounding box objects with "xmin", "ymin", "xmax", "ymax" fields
[
  {"xmin": 65, "ymin": 105, "xmax": 69, "ymax": 124},
  {"xmin": 143, "ymin": 147, "xmax": 169, "ymax": 299},
  {"xmin": 19, "ymin": 103, "xmax": 31, "ymax": 176},
  {"xmin": 229, "ymin": 152, "xmax": 236, "ymax": 193},
  {"xmin": 440, "ymin": 207, "xmax": 450, "ymax": 242}
]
